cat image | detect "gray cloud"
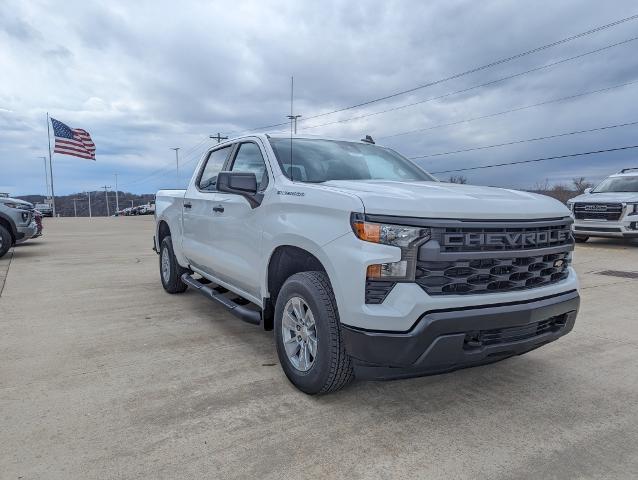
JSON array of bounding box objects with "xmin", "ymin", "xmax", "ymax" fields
[{"xmin": 1, "ymin": 0, "xmax": 638, "ymax": 195}]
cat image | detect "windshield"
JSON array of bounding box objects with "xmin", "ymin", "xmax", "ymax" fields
[
  {"xmin": 268, "ymin": 138, "xmax": 436, "ymax": 183},
  {"xmin": 593, "ymin": 176, "xmax": 638, "ymax": 193}
]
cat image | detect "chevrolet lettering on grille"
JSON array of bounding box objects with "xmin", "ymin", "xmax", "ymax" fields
[
  {"xmin": 584, "ymin": 204, "xmax": 607, "ymax": 211},
  {"xmin": 443, "ymin": 229, "xmax": 571, "ymax": 248}
]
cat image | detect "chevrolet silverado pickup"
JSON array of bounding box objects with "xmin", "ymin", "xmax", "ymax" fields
[{"xmin": 154, "ymin": 134, "xmax": 580, "ymax": 394}]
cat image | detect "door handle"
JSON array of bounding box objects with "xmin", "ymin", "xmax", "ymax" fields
[
  {"xmin": 184, "ymin": 202, "xmax": 192, "ymax": 209},
  {"xmin": 213, "ymin": 206, "xmax": 224, "ymax": 213}
]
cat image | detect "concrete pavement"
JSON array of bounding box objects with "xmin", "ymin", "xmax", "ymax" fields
[{"xmin": 1, "ymin": 217, "xmax": 637, "ymax": 479}]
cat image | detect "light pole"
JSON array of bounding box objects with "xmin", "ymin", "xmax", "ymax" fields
[
  {"xmin": 102, "ymin": 185, "xmax": 111, "ymax": 216},
  {"xmin": 73, "ymin": 198, "xmax": 78, "ymax": 217},
  {"xmin": 287, "ymin": 115, "xmax": 302, "ymax": 134},
  {"xmin": 114, "ymin": 174, "xmax": 119, "ymax": 214},
  {"xmin": 170, "ymin": 147, "xmax": 180, "ymax": 182}
]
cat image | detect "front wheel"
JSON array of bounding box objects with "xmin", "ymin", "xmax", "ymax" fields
[
  {"xmin": 274, "ymin": 271, "xmax": 354, "ymax": 395},
  {"xmin": 159, "ymin": 235, "xmax": 188, "ymax": 293},
  {"xmin": 0, "ymin": 224, "xmax": 12, "ymax": 258}
]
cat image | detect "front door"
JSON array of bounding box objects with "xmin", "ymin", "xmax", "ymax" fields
[{"xmin": 211, "ymin": 141, "xmax": 270, "ymax": 298}]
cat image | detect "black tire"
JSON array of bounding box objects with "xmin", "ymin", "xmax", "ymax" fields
[
  {"xmin": 274, "ymin": 271, "xmax": 354, "ymax": 395},
  {"xmin": 159, "ymin": 235, "xmax": 188, "ymax": 293},
  {"xmin": 574, "ymin": 236, "xmax": 589, "ymax": 243},
  {"xmin": 0, "ymin": 224, "xmax": 12, "ymax": 258}
]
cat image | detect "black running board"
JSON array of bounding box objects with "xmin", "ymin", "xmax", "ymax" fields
[{"xmin": 181, "ymin": 274, "xmax": 261, "ymax": 325}]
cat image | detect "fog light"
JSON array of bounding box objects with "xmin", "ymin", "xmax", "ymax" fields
[
  {"xmin": 367, "ymin": 260, "xmax": 408, "ymax": 280},
  {"xmin": 21, "ymin": 212, "xmax": 29, "ymax": 222}
]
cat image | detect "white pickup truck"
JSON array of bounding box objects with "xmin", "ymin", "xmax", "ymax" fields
[{"xmin": 154, "ymin": 133, "xmax": 579, "ymax": 394}]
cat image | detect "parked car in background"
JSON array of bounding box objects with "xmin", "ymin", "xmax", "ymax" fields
[
  {"xmin": 0, "ymin": 196, "xmax": 37, "ymax": 258},
  {"xmin": 567, "ymin": 168, "xmax": 638, "ymax": 242},
  {"xmin": 34, "ymin": 203, "xmax": 53, "ymax": 217}
]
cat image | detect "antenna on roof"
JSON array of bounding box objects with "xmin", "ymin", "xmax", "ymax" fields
[
  {"xmin": 288, "ymin": 76, "xmax": 294, "ymax": 181},
  {"xmin": 361, "ymin": 135, "xmax": 375, "ymax": 144}
]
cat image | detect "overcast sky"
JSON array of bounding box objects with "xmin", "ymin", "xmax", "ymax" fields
[{"xmin": 2, "ymin": 0, "xmax": 638, "ymax": 196}]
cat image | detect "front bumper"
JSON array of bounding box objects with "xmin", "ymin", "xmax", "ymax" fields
[
  {"xmin": 342, "ymin": 290, "xmax": 579, "ymax": 380},
  {"xmin": 15, "ymin": 222, "xmax": 37, "ymax": 244},
  {"xmin": 573, "ymin": 220, "xmax": 638, "ymax": 238}
]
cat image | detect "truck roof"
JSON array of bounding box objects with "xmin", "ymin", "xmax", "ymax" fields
[
  {"xmin": 610, "ymin": 168, "xmax": 638, "ymax": 177},
  {"xmin": 222, "ymin": 133, "xmax": 378, "ymax": 146}
]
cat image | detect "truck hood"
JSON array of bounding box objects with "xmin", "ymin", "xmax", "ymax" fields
[
  {"xmin": 570, "ymin": 192, "xmax": 638, "ymax": 203},
  {"xmin": 321, "ymin": 180, "xmax": 570, "ymax": 219},
  {"xmin": 0, "ymin": 197, "xmax": 33, "ymax": 208}
]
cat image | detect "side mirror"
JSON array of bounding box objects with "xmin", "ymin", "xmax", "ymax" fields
[
  {"xmin": 217, "ymin": 171, "xmax": 261, "ymax": 208},
  {"xmin": 584, "ymin": 187, "xmax": 592, "ymax": 194}
]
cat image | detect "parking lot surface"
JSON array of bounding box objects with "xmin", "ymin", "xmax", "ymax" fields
[{"xmin": 1, "ymin": 217, "xmax": 637, "ymax": 479}]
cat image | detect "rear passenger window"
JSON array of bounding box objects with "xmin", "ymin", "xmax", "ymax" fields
[
  {"xmin": 198, "ymin": 146, "xmax": 232, "ymax": 191},
  {"xmin": 230, "ymin": 143, "xmax": 269, "ymax": 191}
]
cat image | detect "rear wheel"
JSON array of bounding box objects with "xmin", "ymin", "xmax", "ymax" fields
[
  {"xmin": 159, "ymin": 236, "xmax": 188, "ymax": 293},
  {"xmin": 574, "ymin": 236, "xmax": 589, "ymax": 243},
  {"xmin": 274, "ymin": 271, "xmax": 354, "ymax": 395},
  {"xmin": 0, "ymin": 224, "xmax": 12, "ymax": 258}
]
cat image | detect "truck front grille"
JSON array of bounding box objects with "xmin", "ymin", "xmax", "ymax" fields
[
  {"xmin": 414, "ymin": 218, "xmax": 574, "ymax": 296},
  {"xmin": 574, "ymin": 203, "xmax": 623, "ymax": 221},
  {"xmin": 415, "ymin": 252, "xmax": 571, "ymax": 295}
]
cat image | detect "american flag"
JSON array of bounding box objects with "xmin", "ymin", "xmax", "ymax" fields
[{"xmin": 51, "ymin": 117, "xmax": 96, "ymax": 160}]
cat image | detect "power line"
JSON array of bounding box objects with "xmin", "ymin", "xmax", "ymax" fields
[
  {"xmin": 297, "ymin": 35, "xmax": 638, "ymax": 132},
  {"xmin": 234, "ymin": 12, "xmax": 638, "ymax": 134},
  {"xmin": 431, "ymin": 145, "xmax": 638, "ymax": 174},
  {"xmin": 411, "ymin": 120, "xmax": 638, "ymax": 159},
  {"xmin": 379, "ymin": 78, "xmax": 638, "ymax": 140}
]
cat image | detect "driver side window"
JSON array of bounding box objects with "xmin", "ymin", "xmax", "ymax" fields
[{"xmin": 198, "ymin": 146, "xmax": 232, "ymax": 191}]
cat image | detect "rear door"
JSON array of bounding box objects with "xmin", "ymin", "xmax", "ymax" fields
[
  {"xmin": 181, "ymin": 144, "xmax": 233, "ymax": 274},
  {"xmin": 210, "ymin": 141, "xmax": 270, "ymax": 298}
]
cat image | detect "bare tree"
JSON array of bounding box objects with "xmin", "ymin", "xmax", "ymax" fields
[
  {"xmin": 448, "ymin": 175, "xmax": 468, "ymax": 184},
  {"xmin": 533, "ymin": 178, "xmax": 551, "ymax": 191},
  {"xmin": 572, "ymin": 177, "xmax": 593, "ymax": 193}
]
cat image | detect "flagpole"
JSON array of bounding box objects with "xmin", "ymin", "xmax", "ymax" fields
[{"xmin": 46, "ymin": 112, "xmax": 57, "ymax": 217}]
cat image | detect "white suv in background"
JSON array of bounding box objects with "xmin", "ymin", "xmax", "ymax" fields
[{"xmin": 568, "ymin": 168, "xmax": 638, "ymax": 242}]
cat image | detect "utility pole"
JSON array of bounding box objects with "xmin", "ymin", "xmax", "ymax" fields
[
  {"xmin": 114, "ymin": 173, "xmax": 119, "ymax": 214},
  {"xmin": 73, "ymin": 198, "xmax": 78, "ymax": 217},
  {"xmin": 87, "ymin": 191, "xmax": 92, "ymax": 219},
  {"xmin": 170, "ymin": 147, "xmax": 180, "ymax": 181},
  {"xmin": 130, "ymin": 200, "xmax": 134, "ymax": 208},
  {"xmin": 102, "ymin": 185, "xmax": 111, "ymax": 216},
  {"xmin": 210, "ymin": 133, "xmax": 228, "ymax": 144}
]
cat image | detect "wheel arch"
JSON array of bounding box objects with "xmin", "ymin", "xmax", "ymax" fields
[
  {"xmin": 157, "ymin": 219, "xmax": 171, "ymax": 246},
  {"xmin": 263, "ymin": 245, "xmax": 332, "ymax": 330},
  {"xmin": 0, "ymin": 213, "xmax": 17, "ymax": 245}
]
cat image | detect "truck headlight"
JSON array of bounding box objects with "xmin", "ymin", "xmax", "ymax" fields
[{"xmin": 351, "ymin": 213, "xmax": 431, "ymax": 281}]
